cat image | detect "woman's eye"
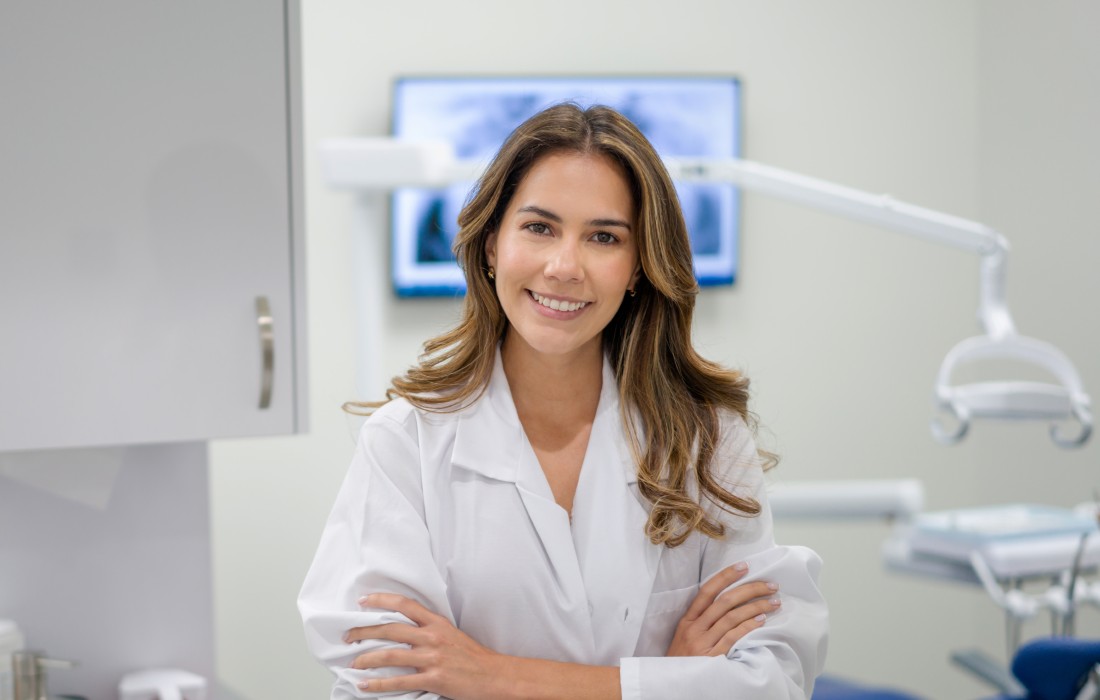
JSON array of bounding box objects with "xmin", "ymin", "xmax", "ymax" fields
[
  {"xmin": 526, "ymin": 222, "xmax": 551, "ymax": 235},
  {"xmin": 593, "ymin": 231, "xmax": 618, "ymax": 245}
]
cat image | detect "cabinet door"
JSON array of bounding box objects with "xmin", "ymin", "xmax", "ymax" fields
[{"xmin": 0, "ymin": 0, "xmax": 306, "ymax": 451}]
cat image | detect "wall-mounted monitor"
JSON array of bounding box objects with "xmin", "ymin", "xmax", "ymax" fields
[{"xmin": 391, "ymin": 76, "xmax": 742, "ymax": 297}]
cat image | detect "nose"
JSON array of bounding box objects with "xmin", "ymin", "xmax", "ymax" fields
[{"xmin": 544, "ymin": 237, "xmax": 584, "ymax": 283}]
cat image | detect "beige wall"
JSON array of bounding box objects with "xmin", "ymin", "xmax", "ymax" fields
[{"xmin": 209, "ymin": 2, "xmax": 1100, "ymax": 698}]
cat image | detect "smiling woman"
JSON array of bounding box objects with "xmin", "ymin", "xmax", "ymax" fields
[
  {"xmin": 299, "ymin": 104, "xmax": 828, "ymax": 700},
  {"xmin": 487, "ymin": 152, "xmax": 640, "ymax": 367}
]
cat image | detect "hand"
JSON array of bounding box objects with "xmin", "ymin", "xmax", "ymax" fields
[
  {"xmin": 345, "ymin": 593, "xmax": 502, "ymax": 699},
  {"xmin": 666, "ymin": 563, "xmax": 781, "ymax": 657}
]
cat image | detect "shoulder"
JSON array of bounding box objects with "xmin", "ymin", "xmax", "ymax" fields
[
  {"xmin": 364, "ymin": 396, "xmax": 420, "ymax": 430},
  {"xmin": 356, "ymin": 394, "xmax": 478, "ymax": 456},
  {"xmin": 711, "ymin": 408, "xmax": 766, "ymax": 490},
  {"xmin": 715, "ymin": 408, "xmax": 757, "ymax": 458}
]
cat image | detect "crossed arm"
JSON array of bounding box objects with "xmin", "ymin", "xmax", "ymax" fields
[
  {"xmin": 343, "ymin": 564, "xmax": 781, "ymax": 700},
  {"xmin": 301, "ymin": 412, "xmax": 826, "ymax": 700}
]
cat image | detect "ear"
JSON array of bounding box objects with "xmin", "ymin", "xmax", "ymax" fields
[
  {"xmin": 484, "ymin": 229, "xmax": 498, "ymax": 268},
  {"xmin": 629, "ymin": 263, "xmax": 642, "ymax": 291}
]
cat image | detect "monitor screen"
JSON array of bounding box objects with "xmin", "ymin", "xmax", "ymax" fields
[{"xmin": 391, "ymin": 76, "xmax": 742, "ymax": 297}]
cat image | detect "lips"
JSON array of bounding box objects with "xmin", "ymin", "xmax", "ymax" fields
[{"xmin": 529, "ymin": 290, "xmax": 589, "ymax": 312}]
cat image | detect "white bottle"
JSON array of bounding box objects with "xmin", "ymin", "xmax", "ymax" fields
[{"xmin": 0, "ymin": 620, "xmax": 24, "ymax": 700}]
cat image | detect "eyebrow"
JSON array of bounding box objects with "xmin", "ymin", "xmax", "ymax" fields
[{"xmin": 516, "ymin": 205, "xmax": 632, "ymax": 231}]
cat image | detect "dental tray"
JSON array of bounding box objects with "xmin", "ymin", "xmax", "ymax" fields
[{"xmin": 909, "ymin": 504, "xmax": 1098, "ymax": 564}]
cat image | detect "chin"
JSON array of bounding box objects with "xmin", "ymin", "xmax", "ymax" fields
[{"xmin": 510, "ymin": 326, "xmax": 599, "ymax": 360}]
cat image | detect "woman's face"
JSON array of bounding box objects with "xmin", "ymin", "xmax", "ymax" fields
[{"xmin": 486, "ymin": 151, "xmax": 640, "ymax": 364}]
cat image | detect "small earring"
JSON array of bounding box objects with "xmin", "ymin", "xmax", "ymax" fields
[
  {"xmin": 628, "ymin": 288, "xmax": 636, "ymax": 298},
  {"xmin": 487, "ymin": 267, "xmax": 495, "ymax": 280}
]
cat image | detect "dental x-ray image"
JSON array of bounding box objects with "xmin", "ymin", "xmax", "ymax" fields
[{"xmin": 391, "ymin": 76, "xmax": 741, "ymax": 296}]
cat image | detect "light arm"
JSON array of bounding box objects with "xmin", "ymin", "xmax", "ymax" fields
[
  {"xmin": 661, "ymin": 156, "xmax": 1015, "ymax": 340},
  {"xmin": 318, "ymin": 139, "xmax": 1092, "ymax": 447}
]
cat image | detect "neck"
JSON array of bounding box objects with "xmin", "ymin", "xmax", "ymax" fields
[{"xmin": 500, "ymin": 333, "xmax": 604, "ymax": 421}]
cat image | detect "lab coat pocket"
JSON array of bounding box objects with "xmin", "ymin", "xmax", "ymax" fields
[
  {"xmin": 644, "ymin": 584, "xmax": 698, "ymax": 615},
  {"xmin": 633, "ymin": 584, "xmax": 698, "ymax": 657}
]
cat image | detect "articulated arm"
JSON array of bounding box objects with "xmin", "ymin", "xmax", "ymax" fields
[{"xmin": 319, "ymin": 139, "xmax": 1092, "ymax": 447}]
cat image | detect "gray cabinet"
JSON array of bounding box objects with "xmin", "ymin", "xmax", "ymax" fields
[{"xmin": 0, "ymin": 1, "xmax": 307, "ymax": 451}]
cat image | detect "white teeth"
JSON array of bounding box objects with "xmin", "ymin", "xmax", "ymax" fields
[{"xmin": 532, "ymin": 291, "xmax": 588, "ymax": 312}]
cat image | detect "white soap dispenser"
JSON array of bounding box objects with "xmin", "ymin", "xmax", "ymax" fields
[{"xmin": 0, "ymin": 620, "xmax": 24, "ymax": 700}]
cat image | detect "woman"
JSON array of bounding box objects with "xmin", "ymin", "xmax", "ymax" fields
[{"xmin": 299, "ymin": 104, "xmax": 828, "ymax": 699}]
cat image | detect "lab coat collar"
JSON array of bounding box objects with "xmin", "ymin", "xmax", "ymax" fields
[
  {"xmin": 451, "ymin": 348, "xmax": 633, "ymax": 485},
  {"xmin": 449, "ymin": 350, "xmax": 522, "ymax": 483}
]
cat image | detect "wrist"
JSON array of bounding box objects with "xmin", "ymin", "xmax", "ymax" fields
[
  {"xmin": 486, "ymin": 655, "xmax": 555, "ymax": 700},
  {"xmin": 487, "ymin": 656, "xmax": 621, "ymax": 700},
  {"xmin": 483, "ymin": 651, "xmax": 526, "ymax": 700}
]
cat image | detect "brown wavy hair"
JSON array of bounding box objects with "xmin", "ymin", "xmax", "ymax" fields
[{"xmin": 346, "ymin": 103, "xmax": 774, "ymax": 546}]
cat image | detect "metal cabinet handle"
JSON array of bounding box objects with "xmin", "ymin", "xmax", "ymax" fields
[{"xmin": 256, "ymin": 296, "xmax": 274, "ymax": 409}]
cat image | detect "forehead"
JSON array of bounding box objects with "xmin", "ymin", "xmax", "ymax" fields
[{"xmin": 508, "ymin": 151, "xmax": 635, "ymax": 217}]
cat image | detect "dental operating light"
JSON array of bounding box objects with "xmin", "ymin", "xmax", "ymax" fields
[{"xmin": 320, "ymin": 138, "xmax": 1093, "ymax": 448}]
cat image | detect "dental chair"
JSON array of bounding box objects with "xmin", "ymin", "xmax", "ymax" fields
[
  {"xmin": 811, "ymin": 675, "xmax": 923, "ymax": 699},
  {"xmin": 812, "ymin": 637, "xmax": 1100, "ymax": 700},
  {"xmin": 1002, "ymin": 636, "xmax": 1100, "ymax": 700}
]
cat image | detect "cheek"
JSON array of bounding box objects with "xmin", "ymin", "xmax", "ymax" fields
[
  {"xmin": 613, "ymin": 251, "xmax": 640, "ymax": 286},
  {"xmin": 495, "ymin": 243, "xmax": 536, "ymax": 280}
]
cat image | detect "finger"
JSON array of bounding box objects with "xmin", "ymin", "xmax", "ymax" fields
[
  {"xmin": 351, "ymin": 646, "xmax": 421, "ymax": 671},
  {"xmin": 357, "ymin": 673, "xmax": 426, "ymax": 694},
  {"xmin": 699, "ymin": 596, "xmax": 780, "ymax": 649},
  {"xmin": 359, "ymin": 593, "xmax": 442, "ymax": 626},
  {"xmin": 682, "ymin": 563, "xmax": 749, "ymax": 621},
  {"xmin": 707, "ymin": 612, "xmax": 769, "ymax": 657},
  {"xmin": 696, "ymin": 581, "xmax": 778, "ymax": 630},
  {"xmin": 345, "ymin": 622, "xmax": 422, "ymax": 645},
  {"xmin": 699, "ymin": 563, "xmax": 750, "ymax": 599}
]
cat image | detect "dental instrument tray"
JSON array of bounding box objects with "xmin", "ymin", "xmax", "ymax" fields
[{"xmin": 906, "ymin": 504, "xmax": 1099, "ymax": 578}]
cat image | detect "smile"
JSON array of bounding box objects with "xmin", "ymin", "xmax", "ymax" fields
[{"xmin": 528, "ymin": 290, "xmax": 589, "ymax": 312}]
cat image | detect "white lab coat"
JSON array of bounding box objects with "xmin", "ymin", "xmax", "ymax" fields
[{"xmin": 299, "ymin": 352, "xmax": 828, "ymax": 699}]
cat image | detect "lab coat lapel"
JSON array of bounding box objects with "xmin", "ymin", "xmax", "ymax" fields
[
  {"xmin": 571, "ymin": 360, "xmax": 664, "ymax": 662},
  {"xmin": 513, "ymin": 440, "xmax": 594, "ymax": 642}
]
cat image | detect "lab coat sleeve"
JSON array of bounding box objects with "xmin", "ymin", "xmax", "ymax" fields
[
  {"xmin": 298, "ymin": 410, "xmax": 452, "ymax": 700},
  {"xmin": 620, "ymin": 415, "xmax": 829, "ymax": 700}
]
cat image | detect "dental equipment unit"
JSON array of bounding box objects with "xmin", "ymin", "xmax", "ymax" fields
[
  {"xmin": 319, "ymin": 138, "xmax": 1093, "ymax": 447},
  {"xmin": 895, "ymin": 504, "xmax": 1100, "ymax": 699},
  {"xmin": 771, "ymin": 482, "xmax": 1100, "ymax": 699}
]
